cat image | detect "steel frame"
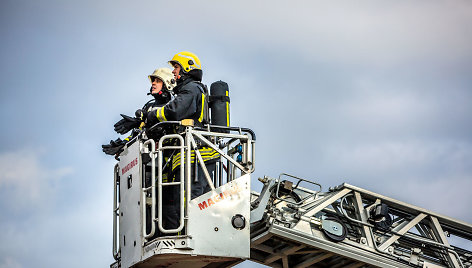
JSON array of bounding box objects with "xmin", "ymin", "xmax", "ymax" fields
[{"xmin": 251, "ymin": 177, "xmax": 472, "ymax": 268}]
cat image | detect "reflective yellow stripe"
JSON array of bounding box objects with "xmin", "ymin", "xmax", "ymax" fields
[
  {"xmin": 160, "ymin": 107, "xmax": 167, "ymax": 121},
  {"xmin": 226, "ymin": 90, "xmax": 229, "ymax": 126},
  {"xmin": 172, "ymin": 148, "xmax": 219, "ymax": 171},
  {"xmin": 156, "ymin": 108, "xmax": 162, "ymax": 122},
  {"xmin": 172, "ymin": 151, "xmax": 219, "ymax": 168},
  {"xmin": 156, "ymin": 107, "xmax": 167, "ymax": 122},
  {"xmin": 198, "ymin": 93, "xmax": 205, "ymax": 122},
  {"xmin": 124, "ymin": 134, "xmax": 133, "ymax": 142}
]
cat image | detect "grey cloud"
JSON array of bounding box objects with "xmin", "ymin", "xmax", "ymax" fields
[
  {"xmin": 1, "ymin": 1, "xmax": 471, "ymax": 267},
  {"xmin": 0, "ymin": 258, "xmax": 22, "ymax": 268},
  {"xmin": 0, "ymin": 149, "xmax": 113, "ymax": 267},
  {"xmin": 0, "ymin": 149, "xmax": 73, "ymax": 210},
  {"xmin": 172, "ymin": 1, "xmax": 472, "ymax": 65}
]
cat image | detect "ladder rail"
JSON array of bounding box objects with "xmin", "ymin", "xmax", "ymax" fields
[
  {"xmin": 337, "ymin": 188, "xmax": 467, "ymax": 267},
  {"xmin": 341, "ymin": 183, "xmax": 472, "ymax": 237},
  {"xmin": 253, "ymin": 175, "xmax": 472, "ymax": 268},
  {"xmin": 142, "ymin": 139, "xmax": 156, "ymax": 239},
  {"xmin": 157, "ymin": 134, "xmax": 185, "ymax": 234}
]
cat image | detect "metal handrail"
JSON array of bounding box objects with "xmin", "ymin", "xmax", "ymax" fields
[
  {"xmin": 143, "ymin": 124, "xmax": 255, "ymax": 236},
  {"xmin": 158, "ymin": 134, "xmax": 185, "ymax": 234},
  {"xmin": 196, "ymin": 125, "xmax": 257, "ymax": 141},
  {"xmin": 147, "ymin": 121, "xmax": 181, "ymax": 132},
  {"xmin": 192, "ymin": 131, "xmax": 251, "ymax": 174},
  {"xmin": 275, "ymin": 173, "xmax": 322, "ymax": 206},
  {"xmin": 142, "ymin": 139, "xmax": 156, "ymax": 239}
]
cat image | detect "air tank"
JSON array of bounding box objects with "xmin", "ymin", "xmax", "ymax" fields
[{"xmin": 210, "ymin": 81, "xmax": 230, "ymax": 132}]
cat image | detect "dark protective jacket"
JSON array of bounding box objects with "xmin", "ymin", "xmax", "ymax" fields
[
  {"xmin": 148, "ymin": 77, "xmax": 217, "ymax": 200},
  {"xmin": 148, "ymin": 77, "xmax": 207, "ymax": 126},
  {"xmin": 122, "ymin": 91, "xmax": 170, "ymax": 143},
  {"xmin": 142, "ymin": 92, "xmax": 171, "ymax": 127}
]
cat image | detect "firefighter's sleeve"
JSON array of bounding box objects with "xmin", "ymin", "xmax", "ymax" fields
[
  {"xmin": 153, "ymin": 88, "xmax": 197, "ymax": 122},
  {"xmin": 123, "ymin": 128, "xmax": 141, "ymax": 143}
]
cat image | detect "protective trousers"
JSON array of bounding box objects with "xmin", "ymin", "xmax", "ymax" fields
[{"xmin": 164, "ymin": 159, "xmax": 217, "ymax": 231}]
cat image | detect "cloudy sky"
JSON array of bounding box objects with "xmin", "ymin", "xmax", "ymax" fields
[{"xmin": 1, "ymin": 1, "xmax": 471, "ymax": 267}]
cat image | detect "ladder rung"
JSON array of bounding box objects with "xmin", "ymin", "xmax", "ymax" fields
[
  {"xmin": 159, "ymin": 146, "xmax": 184, "ymax": 150},
  {"xmin": 162, "ymin": 182, "xmax": 181, "ymax": 186}
]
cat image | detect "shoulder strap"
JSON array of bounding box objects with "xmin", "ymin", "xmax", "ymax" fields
[
  {"xmin": 192, "ymin": 81, "xmax": 208, "ymax": 94},
  {"xmin": 191, "ymin": 81, "xmax": 210, "ymax": 124}
]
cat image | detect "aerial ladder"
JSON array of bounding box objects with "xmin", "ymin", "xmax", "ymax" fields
[{"xmin": 110, "ymin": 120, "xmax": 472, "ymax": 268}]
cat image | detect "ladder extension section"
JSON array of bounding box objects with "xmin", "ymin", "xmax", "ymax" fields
[{"xmin": 250, "ymin": 174, "xmax": 472, "ymax": 268}]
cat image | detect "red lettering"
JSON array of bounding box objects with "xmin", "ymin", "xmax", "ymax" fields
[
  {"xmin": 122, "ymin": 158, "xmax": 138, "ymax": 175},
  {"xmin": 198, "ymin": 201, "xmax": 208, "ymax": 210},
  {"xmin": 197, "ymin": 182, "xmax": 244, "ymax": 211},
  {"xmin": 207, "ymin": 198, "xmax": 215, "ymax": 206}
]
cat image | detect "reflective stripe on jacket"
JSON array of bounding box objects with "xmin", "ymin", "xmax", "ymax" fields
[
  {"xmin": 172, "ymin": 147, "xmax": 219, "ymax": 171},
  {"xmin": 149, "ymin": 77, "xmax": 208, "ymax": 125}
]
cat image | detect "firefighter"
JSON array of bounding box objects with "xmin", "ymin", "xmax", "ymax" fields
[
  {"xmin": 102, "ymin": 67, "xmax": 175, "ymax": 156},
  {"xmin": 102, "ymin": 67, "xmax": 176, "ymax": 238},
  {"xmin": 148, "ymin": 52, "xmax": 218, "ymax": 198},
  {"xmin": 146, "ymin": 52, "xmax": 219, "ymax": 231},
  {"xmin": 149, "ymin": 51, "xmax": 207, "ymax": 126}
]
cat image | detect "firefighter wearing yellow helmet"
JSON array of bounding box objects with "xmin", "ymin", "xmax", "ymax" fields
[
  {"xmin": 150, "ymin": 51, "xmax": 207, "ymax": 125},
  {"xmin": 168, "ymin": 51, "xmax": 202, "ymax": 81},
  {"xmin": 150, "ymin": 52, "xmax": 218, "ymax": 231}
]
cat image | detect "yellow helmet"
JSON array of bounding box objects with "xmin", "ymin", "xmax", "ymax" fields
[
  {"xmin": 148, "ymin": 67, "xmax": 176, "ymax": 91},
  {"xmin": 169, "ymin": 51, "xmax": 202, "ymax": 73}
]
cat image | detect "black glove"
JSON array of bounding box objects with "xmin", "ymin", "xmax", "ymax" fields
[
  {"xmin": 114, "ymin": 114, "xmax": 140, "ymax": 134},
  {"xmin": 102, "ymin": 138, "xmax": 125, "ymax": 155}
]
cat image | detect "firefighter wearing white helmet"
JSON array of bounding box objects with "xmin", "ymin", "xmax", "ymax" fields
[
  {"xmin": 148, "ymin": 67, "xmax": 176, "ymax": 93},
  {"xmin": 102, "ymin": 67, "xmax": 175, "ymax": 156}
]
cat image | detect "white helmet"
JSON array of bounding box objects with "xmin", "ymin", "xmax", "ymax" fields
[{"xmin": 148, "ymin": 67, "xmax": 176, "ymax": 91}]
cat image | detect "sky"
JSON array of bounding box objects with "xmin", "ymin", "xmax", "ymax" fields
[{"xmin": 1, "ymin": 0, "xmax": 471, "ymax": 267}]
